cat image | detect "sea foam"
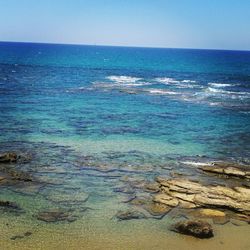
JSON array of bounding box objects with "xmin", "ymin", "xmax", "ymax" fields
[
  {"xmin": 107, "ymin": 76, "xmax": 142, "ymax": 83},
  {"xmin": 208, "ymin": 82, "xmax": 234, "ymax": 88}
]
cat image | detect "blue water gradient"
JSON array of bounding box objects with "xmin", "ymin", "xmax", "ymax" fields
[
  {"xmin": 0, "ymin": 42, "xmax": 250, "ymax": 248},
  {"xmin": 0, "ymin": 42, "xmax": 249, "ymax": 160}
]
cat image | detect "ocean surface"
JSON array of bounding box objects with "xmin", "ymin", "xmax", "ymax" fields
[{"xmin": 0, "ymin": 42, "xmax": 250, "ymax": 249}]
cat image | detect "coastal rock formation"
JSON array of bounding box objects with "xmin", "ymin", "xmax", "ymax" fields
[
  {"xmin": 0, "ymin": 152, "xmax": 33, "ymax": 182},
  {"xmin": 10, "ymin": 231, "xmax": 32, "ymax": 240},
  {"xmin": 172, "ymin": 220, "xmax": 213, "ymax": 238},
  {"xmin": 199, "ymin": 209, "xmax": 226, "ymax": 217},
  {"xmin": 0, "ymin": 152, "xmax": 18, "ymax": 163},
  {"xmin": 155, "ymin": 177, "xmax": 250, "ymax": 215},
  {"xmin": 8, "ymin": 169, "xmax": 33, "ymax": 182},
  {"xmin": 0, "ymin": 200, "xmax": 23, "ymax": 215},
  {"xmin": 199, "ymin": 162, "xmax": 250, "ymax": 180},
  {"xmin": 36, "ymin": 209, "xmax": 77, "ymax": 223},
  {"xmin": 116, "ymin": 209, "xmax": 146, "ymax": 220},
  {"xmin": 143, "ymin": 202, "xmax": 171, "ymax": 218},
  {"xmin": 45, "ymin": 188, "xmax": 89, "ymax": 204},
  {"xmin": 0, "ymin": 200, "xmax": 21, "ymax": 210},
  {"xmin": 0, "ymin": 166, "xmax": 33, "ymax": 182},
  {"xmin": 0, "ymin": 152, "xmax": 31, "ymax": 164}
]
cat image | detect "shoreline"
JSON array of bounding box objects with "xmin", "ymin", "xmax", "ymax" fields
[
  {"xmin": 0, "ymin": 147, "xmax": 250, "ymax": 249},
  {"xmin": 1, "ymin": 215, "xmax": 250, "ymax": 250}
]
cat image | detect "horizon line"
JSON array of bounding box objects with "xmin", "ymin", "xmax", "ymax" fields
[{"xmin": 0, "ymin": 40, "xmax": 250, "ymax": 52}]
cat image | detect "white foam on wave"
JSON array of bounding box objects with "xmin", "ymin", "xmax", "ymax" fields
[
  {"xmin": 175, "ymin": 83, "xmax": 203, "ymax": 89},
  {"xmin": 147, "ymin": 89, "xmax": 179, "ymax": 95},
  {"xmin": 155, "ymin": 77, "xmax": 180, "ymax": 84},
  {"xmin": 181, "ymin": 161, "xmax": 214, "ymax": 166},
  {"xmin": 206, "ymin": 87, "xmax": 249, "ymax": 96},
  {"xmin": 121, "ymin": 82, "xmax": 151, "ymax": 87},
  {"xmin": 107, "ymin": 75, "xmax": 142, "ymax": 84},
  {"xmin": 207, "ymin": 87, "xmax": 224, "ymax": 93},
  {"xmin": 182, "ymin": 80, "xmax": 197, "ymax": 83},
  {"xmin": 208, "ymin": 82, "xmax": 234, "ymax": 88}
]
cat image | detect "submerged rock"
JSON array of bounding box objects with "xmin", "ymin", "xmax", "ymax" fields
[
  {"xmin": 0, "ymin": 152, "xmax": 18, "ymax": 163},
  {"xmin": 230, "ymin": 218, "xmax": 248, "ymax": 226},
  {"xmin": 116, "ymin": 209, "xmax": 146, "ymax": 220},
  {"xmin": 212, "ymin": 216, "xmax": 230, "ymax": 225},
  {"xmin": 8, "ymin": 169, "xmax": 33, "ymax": 182},
  {"xmin": 0, "ymin": 163, "xmax": 33, "ymax": 182},
  {"xmin": 10, "ymin": 235, "xmax": 24, "ymax": 240},
  {"xmin": 129, "ymin": 196, "xmax": 148, "ymax": 206},
  {"xmin": 199, "ymin": 209, "xmax": 226, "ymax": 217},
  {"xmin": 0, "ymin": 152, "xmax": 31, "ymax": 164},
  {"xmin": 191, "ymin": 209, "xmax": 229, "ymax": 225},
  {"xmin": 36, "ymin": 209, "xmax": 77, "ymax": 223},
  {"xmin": 45, "ymin": 188, "xmax": 89, "ymax": 204},
  {"xmin": 0, "ymin": 200, "xmax": 20, "ymax": 210},
  {"xmin": 10, "ymin": 231, "xmax": 32, "ymax": 240},
  {"xmin": 144, "ymin": 202, "xmax": 171, "ymax": 217},
  {"xmin": 172, "ymin": 220, "xmax": 213, "ymax": 239},
  {"xmin": 199, "ymin": 162, "xmax": 250, "ymax": 180},
  {"xmin": 143, "ymin": 182, "xmax": 160, "ymax": 193},
  {"xmin": 0, "ymin": 200, "xmax": 23, "ymax": 215},
  {"xmin": 0, "ymin": 176, "xmax": 6, "ymax": 182},
  {"xmin": 155, "ymin": 177, "xmax": 250, "ymax": 215}
]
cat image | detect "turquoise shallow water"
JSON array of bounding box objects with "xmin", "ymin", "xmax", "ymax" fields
[{"xmin": 0, "ymin": 42, "xmax": 250, "ymax": 249}]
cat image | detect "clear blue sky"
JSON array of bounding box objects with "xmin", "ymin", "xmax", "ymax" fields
[{"xmin": 0, "ymin": 0, "xmax": 250, "ymax": 50}]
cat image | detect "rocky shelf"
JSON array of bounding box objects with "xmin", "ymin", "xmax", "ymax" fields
[
  {"xmin": 199, "ymin": 162, "xmax": 250, "ymax": 180},
  {"xmin": 154, "ymin": 177, "xmax": 250, "ymax": 215}
]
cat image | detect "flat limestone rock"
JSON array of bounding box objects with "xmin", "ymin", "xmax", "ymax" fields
[
  {"xmin": 116, "ymin": 209, "xmax": 146, "ymax": 220},
  {"xmin": 10, "ymin": 183, "xmax": 43, "ymax": 196},
  {"xmin": 129, "ymin": 197, "xmax": 148, "ymax": 206},
  {"xmin": 155, "ymin": 177, "xmax": 250, "ymax": 215},
  {"xmin": 172, "ymin": 220, "xmax": 213, "ymax": 239},
  {"xmin": 143, "ymin": 182, "xmax": 160, "ymax": 193},
  {"xmin": 36, "ymin": 209, "xmax": 77, "ymax": 223},
  {"xmin": 153, "ymin": 193, "xmax": 179, "ymax": 207},
  {"xmin": 143, "ymin": 202, "xmax": 171, "ymax": 217},
  {"xmin": 45, "ymin": 189, "xmax": 89, "ymax": 204},
  {"xmin": 212, "ymin": 216, "xmax": 230, "ymax": 225},
  {"xmin": 199, "ymin": 209, "xmax": 226, "ymax": 217},
  {"xmin": 199, "ymin": 162, "xmax": 250, "ymax": 179}
]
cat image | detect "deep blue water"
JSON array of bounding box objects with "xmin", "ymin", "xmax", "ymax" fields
[{"xmin": 0, "ymin": 42, "xmax": 249, "ymax": 161}]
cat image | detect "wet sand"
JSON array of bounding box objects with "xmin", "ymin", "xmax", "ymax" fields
[{"xmin": 1, "ymin": 210, "xmax": 250, "ymax": 250}]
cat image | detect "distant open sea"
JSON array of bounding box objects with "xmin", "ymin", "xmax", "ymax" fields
[{"xmin": 0, "ymin": 42, "xmax": 250, "ymax": 249}]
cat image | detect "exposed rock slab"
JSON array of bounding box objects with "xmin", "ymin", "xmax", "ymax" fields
[
  {"xmin": 171, "ymin": 220, "xmax": 213, "ymax": 239},
  {"xmin": 199, "ymin": 209, "xmax": 226, "ymax": 217},
  {"xmin": 199, "ymin": 162, "xmax": 250, "ymax": 180},
  {"xmin": 155, "ymin": 177, "xmax": 250, "ymax": 215}
]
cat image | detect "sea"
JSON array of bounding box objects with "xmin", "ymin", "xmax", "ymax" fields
[{"xmin": 0, "ymin": 42, "xmax": 250, "ymax": 249}]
